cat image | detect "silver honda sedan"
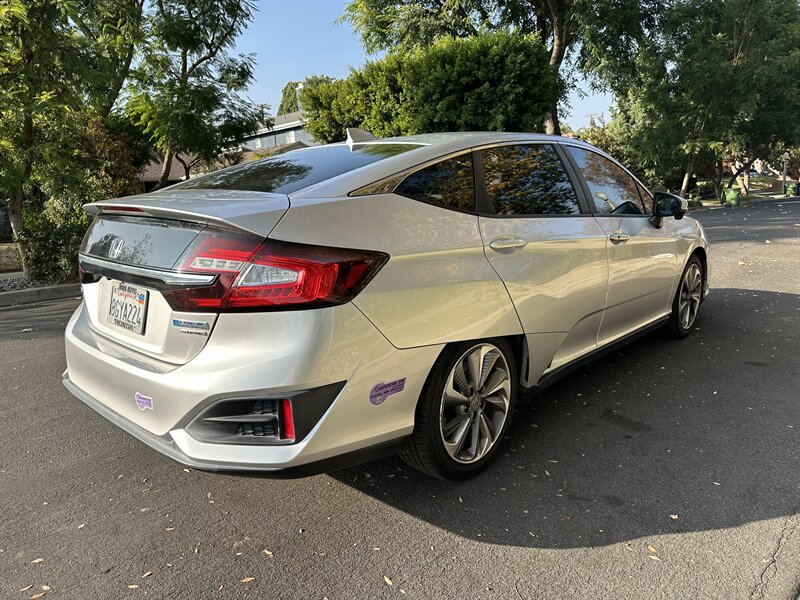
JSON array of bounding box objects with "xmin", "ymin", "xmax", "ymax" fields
[{"xmin": 64, "ymin": 131, "xmax": 710, "ymax": 480}]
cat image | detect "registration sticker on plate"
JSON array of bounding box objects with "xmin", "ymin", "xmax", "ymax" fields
[{"xmin": 107, "ymin": 282, "xmax": 149, "ymax": 335}]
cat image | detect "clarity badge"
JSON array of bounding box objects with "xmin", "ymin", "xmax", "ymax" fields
[
  {"xmin": 135, "ymin": 392, "xmax": 153, "ymax": 411},
  {"xmin": 369, "ymin": 378, "xmax": 406, "ymax": 406}
]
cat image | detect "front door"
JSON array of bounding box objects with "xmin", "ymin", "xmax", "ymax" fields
[{"xmin": 563, "ymin": 145, "xmax": 679, "ymax": 346}]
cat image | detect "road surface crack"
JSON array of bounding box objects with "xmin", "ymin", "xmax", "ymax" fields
[{"xmin": 750, "ymin": 506, "xmax": 800, "ymax": 600}]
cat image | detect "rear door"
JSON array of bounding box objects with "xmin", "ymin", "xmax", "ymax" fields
[
  {"xmin": 563, "ymin": 145, "xmax": 678, "ymax": 345},
  {"xmin": 476, "ymin": 143, "xmax": 609, "ymax": 377}
]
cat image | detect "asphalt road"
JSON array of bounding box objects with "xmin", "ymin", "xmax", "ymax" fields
[{"xmin": 1, "ymin": 199, "xmax": 798, "ymax": 600}]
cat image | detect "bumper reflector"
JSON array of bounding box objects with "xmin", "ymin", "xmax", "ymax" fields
[{"xmin": 185, "ymin": 382, "xmax": 345, "ymax": 446}]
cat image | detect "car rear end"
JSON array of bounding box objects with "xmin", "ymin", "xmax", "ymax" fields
[{"xmin": 63, "ymin": 185, "xmax": 433, "ymax": 473}]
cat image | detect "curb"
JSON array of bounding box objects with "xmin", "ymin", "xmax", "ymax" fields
[{"xmin": 0, "ymin": 284, "xmax": 81, "ymax": 308}]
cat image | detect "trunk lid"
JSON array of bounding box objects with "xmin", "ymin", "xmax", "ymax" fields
[{"xmin": 78, "ymin": 190, "xmax": 290, "ymax": 365}]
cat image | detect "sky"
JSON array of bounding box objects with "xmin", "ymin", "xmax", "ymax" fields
[{"xmin": 236, "ymin": 0, "xmax": 615, "ymax": 130}]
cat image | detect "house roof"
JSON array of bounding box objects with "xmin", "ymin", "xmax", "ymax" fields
[
  {"xmin": 139, "ymin": 154, "xmax": 193, "ymax": 183},
  {"xmin": 246, "ymin": 110, "xmax": 304, "ymax": 139}
]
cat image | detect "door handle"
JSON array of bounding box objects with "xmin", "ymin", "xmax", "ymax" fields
[
  {"xmin": 489, "ymin": 237, "xmax": 528, "ymax": 250},
  {"xmin": 608, "ymin": 231, "xmax": 630, "ymax": 243}
]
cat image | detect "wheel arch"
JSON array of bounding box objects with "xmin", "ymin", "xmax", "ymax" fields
[
  {"xmin": 425, "ymin": 334, "xmax": 529, "ymax": 394},
  {"xmin": 690, "ymin": 245, "xmax": 709, "ymax": 298}
]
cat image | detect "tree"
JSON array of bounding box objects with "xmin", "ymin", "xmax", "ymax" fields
[
  {"xmin": 0, "ymin": 0, "xmax": 143, "ymax": 275},
  {"xmin": 302, "ymin": 32, "xmax": 558, "ymax": 143},
  {"xmin": 340, "ymin": 0, "xmax": 663, "ymax": 135},
  {"xmin": 277, "ymin": 81, "xmax": 300, "ymax": 115},
  {"xmin": 276, "ymin": 75, "xmax": 334, "ymax": 115},
  {"xmin": 582, "ymin": 0, "xmax": 800, "ymax": 198},
  {"xmin": 126, "ymin": 0, "xmax": 266, "ymax": 187}
]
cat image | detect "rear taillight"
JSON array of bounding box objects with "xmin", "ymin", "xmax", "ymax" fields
[{"xmin": 162, "ymin": 235, "xmax": 388, "ymax": 313}]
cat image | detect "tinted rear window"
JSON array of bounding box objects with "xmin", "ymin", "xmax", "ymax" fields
[{"xmin": 173, "ymin": 144, "xmax": 422, "ymax": 194}]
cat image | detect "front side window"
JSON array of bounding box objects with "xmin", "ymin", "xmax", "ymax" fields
[
  {"xmin": 636, "ymin": 181, "xmax": 654, "ymax": 214},
  {"xmin": 395, "ymin": 153, "xmax": 475, "ymax": 212},
  {"xmin": 481, "ymin": 144, "xmax": 581, "ymax": 216},
  {"xmin": 566, "ymin": 147, "xmax": 645, "ymax": 215}
]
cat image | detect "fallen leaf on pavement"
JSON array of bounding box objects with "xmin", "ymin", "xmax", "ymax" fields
[
  {"xmin": 648, "ymin": 555, "xmax": 661, "ymax": 561},
  {"xmin": 263, "ymin": 550, "xmax": 273, "ymax": 557},
  {"xmin": 670, "ymin": 514, "xmax": 679, "ymax": 520},
  {"xmin": 647, "ymin": 544, "xmax": 657, "ymax": 553},
  {"xmin": 77, "ymin": 523, "xmax": 86, "ymax": 529},
  {"xmin": 127, "ymin": 584, "xmax": 139, "ymax": 589},
  {"xmin": 19, "ymin": 586, "xmax": 33, "ymax": 592},
  {"xmin": 384, "ymin": 576, "xmax": 393, "ymax": 586},
  {"xmin": 31, "ymin": 558, "xmax": 44, "ymax": 564},
  {"xmin": 30, "ymin": 593, "xmax": 46, "ymax": 599},
  {"xmin": 142, "ymin": 572, "xmax": 152, "ymax": 578},
  {"xmin": 240, "ymin": 578, "xmax": 255, "ymax": 583}
]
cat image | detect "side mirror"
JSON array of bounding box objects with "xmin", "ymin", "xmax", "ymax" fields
[{"xmin": 653, "ymin": 192, "xmax": 687, "ymax": 221}]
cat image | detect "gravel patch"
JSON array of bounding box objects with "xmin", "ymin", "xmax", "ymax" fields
[{"xmin": 0, "ymin": 277, "xmax": 54, "ymax": 293}]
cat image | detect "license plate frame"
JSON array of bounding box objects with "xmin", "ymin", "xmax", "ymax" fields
[{"xmin": 107, "ymin": 282, "xmax": 149, "ymax": 336}]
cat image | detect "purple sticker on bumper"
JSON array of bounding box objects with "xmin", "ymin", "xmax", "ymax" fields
[
  {"xmin": 369, "ymin": 378, "xmax": 406, "ymax": 406},
  {"xmin": 135, "ymin": 392, "xmax": 153, "ymax": 411}
]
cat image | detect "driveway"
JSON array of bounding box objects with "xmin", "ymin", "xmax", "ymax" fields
[{"xmin": 1, "ymin": 199, "xmax": 798, "ymax": 599}]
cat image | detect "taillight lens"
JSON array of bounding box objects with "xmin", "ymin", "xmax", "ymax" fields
[{"xmin": 162, "ymin": 235, "xmax": 388, "ymax": 313}]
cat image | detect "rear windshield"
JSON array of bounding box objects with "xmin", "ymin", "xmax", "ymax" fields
[{"xmin": 172, "ymin": 143, "xmax": 423, "ymax": 194}]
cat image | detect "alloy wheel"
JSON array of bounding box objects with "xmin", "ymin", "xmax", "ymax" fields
[
  {"xmin": 679, "ymin": 263, "xmax": 703, "ymax": 329},
  {"xmin": 439, "ymin": 343, "xmax": 511, "ymax": 464}
]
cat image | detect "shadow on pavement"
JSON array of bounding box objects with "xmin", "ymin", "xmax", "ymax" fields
[{"xmin": 330, "ymin": 287, "xmax": 800, "ymax": 549}]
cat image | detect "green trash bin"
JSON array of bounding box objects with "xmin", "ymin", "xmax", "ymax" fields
[
  {"xmin": 784, "ymin": 182, "xmax": 798, "ymax": 197},
  {"xmin": 724, "ymin": 188, "xmax": 740, "ymax": 207}
]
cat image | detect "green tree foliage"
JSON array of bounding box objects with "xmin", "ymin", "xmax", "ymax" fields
[
  {"xmin": 302, "ymin": 31, "xmax": 557, "ymax": 143},
  {"xmin": 126, "ymin": 0, "xmax": 265, "ymax": 186},
  {"xmin": 277, "ymin": 81, "xmax": 300, "ymax": 115},
  {"xmin": 340, "ymin": 0, "xmax": 663, "ymax": 134},
  {"xmin": 580, "ymin": 0, "xmax": 800, "ymax": 197},
  {"xmin": 0, "ymin": 0, "xmax": 144, "ymax": 276},
  {"xmin": 276, "ymin": 75, "xmax": 335, "ymax": 115}
]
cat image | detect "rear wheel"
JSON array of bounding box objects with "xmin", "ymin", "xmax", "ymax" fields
[
  {"xmin": 665, "ymin": 256, "xmax": 704, "ymax": 338},
  {"xmin": 400, "ymin": 339, "xmax": 517, "ymax": 480}
]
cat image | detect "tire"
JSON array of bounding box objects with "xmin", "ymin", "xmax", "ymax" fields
[
  {"xmin": 664, "ymin": 255, "xmax": 704, "ymax": 339},
  {"xmin": 400, "ymin": 339, "xmax": 517, "ymax": 480}
]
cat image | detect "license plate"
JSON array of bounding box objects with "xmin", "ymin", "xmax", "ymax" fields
[{"xmin": 107, "ymin": 282, "xmax": 149, "ymax": 335}]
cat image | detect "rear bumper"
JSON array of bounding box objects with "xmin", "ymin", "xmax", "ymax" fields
[
  {"xmin": 63, "ymin": 375, "xmax": 406, "ymax": 476},
  {"xmin": 63, "ymin": 300, "xmax": 442, "ymax": 473}
]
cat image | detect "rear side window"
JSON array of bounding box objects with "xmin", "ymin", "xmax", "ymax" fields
[
  {"xmin": 173, "ymin": 144, "xmax": 422, "ymax": 195},
  {"xmin": 395, "ymin": 153, "xmax": 475, "ymax": 212},
  {"xmin": 481, "ymin": 144, "xmax": 580, "ymax": 215},
  {"xmin": 566, "ymin": 147, "xmax": 645, "ymax": 215}
]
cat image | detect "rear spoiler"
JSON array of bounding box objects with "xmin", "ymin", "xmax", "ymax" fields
[{"xmin": 83, "ymin": 189, "xmax": 291, "ymax": 238}]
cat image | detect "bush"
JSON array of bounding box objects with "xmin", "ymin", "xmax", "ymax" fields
[
  {"xmin": 23, "ymin": 197, "xmax": 90, "ymax": 283},
  {"xmin": 302, "ymin": 31, "xmax": 558, "ymax": 143}
]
